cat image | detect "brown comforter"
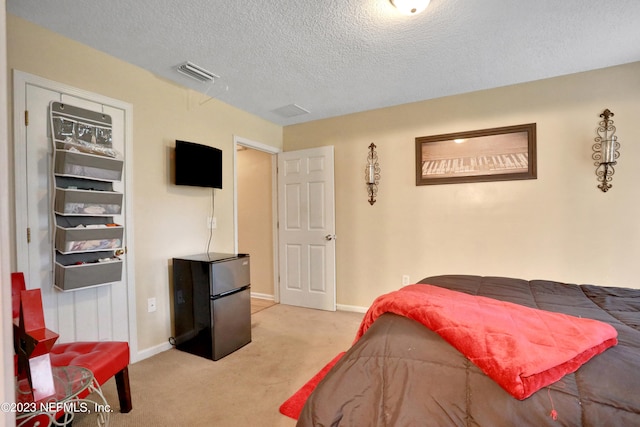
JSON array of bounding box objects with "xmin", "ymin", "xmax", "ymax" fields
[{"xmin": 297, "ymin": 275, "xmax": 640, "ymax": 426}]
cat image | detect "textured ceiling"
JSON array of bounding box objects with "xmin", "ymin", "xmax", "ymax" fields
[{"xmin": 7, "ymin": 0, "xmax": 640, "ymax": 125}]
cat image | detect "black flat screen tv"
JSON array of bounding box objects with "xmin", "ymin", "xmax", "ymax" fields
[{"xmin": 175, "ymin": 140, "xmax": 223, "ymax": 189}]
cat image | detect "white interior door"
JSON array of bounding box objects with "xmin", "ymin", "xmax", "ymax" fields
[
  {"xmin": 13, "ymin": 71, "xmax": 135, "ymax": 348},
  {"xmin": 277, "ymin": 146, "xmax": 336, "ymax": 311}
]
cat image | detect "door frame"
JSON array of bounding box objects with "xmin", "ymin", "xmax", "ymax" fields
[
  {"xmin": 1, "ymin": 4, "xmax": 14, "ymax": 423},
  {"xmin": 12, "ymin": 70, "xmax": 139, "ymax": 361},
  {"xmin": 232, "ymin": 135, "xmax": 281, "ymax": 302}
]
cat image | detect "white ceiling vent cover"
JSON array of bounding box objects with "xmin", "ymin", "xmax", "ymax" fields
[
  {"xmin": 272, "ymin": 103, "xmax": 311, "ymax": 118},
  {"xmin": 176, "ymin": 61, "xmax": 219, "ymax": 83}
]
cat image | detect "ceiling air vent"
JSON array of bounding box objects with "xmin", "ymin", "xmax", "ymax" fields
[
  {"xmin": 272, "ymin": 104, "xmax": 311, "ymax": 118},
  {"xmin": 176, "ymin": 61, "xmax": 219, "ymax": 83}
]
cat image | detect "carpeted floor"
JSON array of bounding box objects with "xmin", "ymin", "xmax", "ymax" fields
[
  {"xmin": 74, "ymin": 303, "xmax": 363, "ymax": 426},
  {"xmin": 251, "ymin": 298, "xmax": 277, "ymax": 314}
]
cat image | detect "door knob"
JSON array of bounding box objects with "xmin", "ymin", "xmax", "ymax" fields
[{"xmin": 325, "ymin": 234, "xmax": 336, "ymax": 241}]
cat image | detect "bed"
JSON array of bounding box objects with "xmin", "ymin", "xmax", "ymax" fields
[{"xmin": 292, "ymin": 275, "xmax": 640, "ymax": 426}]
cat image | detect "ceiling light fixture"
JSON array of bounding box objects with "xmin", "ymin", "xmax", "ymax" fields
[{"xmin": 390, "ymin": 0, "xmax": 431, "ymax": 15}]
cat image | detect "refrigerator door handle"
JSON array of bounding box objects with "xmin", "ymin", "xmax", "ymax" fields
[{"xmin": 211, "ymin": 285, "xmax": 251, "ymax": 300}]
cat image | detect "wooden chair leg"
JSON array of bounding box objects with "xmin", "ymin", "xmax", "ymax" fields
[{"xmin": 114, "ymin": 367, "xmax": 132, "ymax": 413}]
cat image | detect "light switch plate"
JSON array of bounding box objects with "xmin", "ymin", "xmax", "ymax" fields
[{"xmin": 207, "ymin": 216, "xmax": 217, "ymax": 229}]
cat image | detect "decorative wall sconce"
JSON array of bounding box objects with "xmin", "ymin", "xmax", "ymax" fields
[
  {"xmin": 592, "ymin": 109, "xmax": 620, "ymax": 192},
  {"xmin": 366, "ymin": 143, "xmax": 380, "ymax": 205}
]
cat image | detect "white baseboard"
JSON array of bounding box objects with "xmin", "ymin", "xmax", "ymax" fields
[
  {"xmin": 251, "ymin": 292, "xmax": 274, "ymax": 301},
  {"xmin": 134, "ymin": 341, "xmax": 172, "ymax": 363},
  {"xmin": 337, "ymin": 303, "xmax": 368, "ymax": 313}
]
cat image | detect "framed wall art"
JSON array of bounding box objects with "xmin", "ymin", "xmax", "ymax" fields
[{"xmin": 415, "ymin": 123, "xmax": 536, "ymax": 185}]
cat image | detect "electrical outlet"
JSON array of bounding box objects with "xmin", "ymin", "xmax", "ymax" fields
[
  {"xmin": 147, "ymin": 297, "xmax": 157, "ymax": 313},
  {"xmin": 402, "ymin": 275, "xmax": 410, "ymax": 286},
  {"xmin": 207, "ymin": 216, "xmax": 217, "ymax": 229}
]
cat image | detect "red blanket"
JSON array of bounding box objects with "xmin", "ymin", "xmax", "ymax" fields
[{"xmin": 356, "ymin": 284, "xmax": 618, "ymax": 399}]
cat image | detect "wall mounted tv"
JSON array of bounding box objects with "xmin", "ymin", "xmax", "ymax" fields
[{"xmin": 175, "ymin": 140, "xmax": 223, "ymax": 189}]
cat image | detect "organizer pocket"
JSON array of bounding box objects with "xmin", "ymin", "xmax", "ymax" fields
[
  {"xmin": 55, "ymin": 224, "xmax": 123, "ymax": 253},
  {"xmin": 55, "ymin": 188, "xmax": 123, "ymax": 215},
  {"xmin": 55, "ymin": 252, "xmax": 123, "ymax": 291},
  {"xmin": 55, "ymin": 149, "xmax": 123, "ymax": 181}
]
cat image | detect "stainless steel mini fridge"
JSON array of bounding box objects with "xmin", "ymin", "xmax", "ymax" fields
[{"xmin": 172, "ymin": 253, "xmax": 251, "ymax": 361}]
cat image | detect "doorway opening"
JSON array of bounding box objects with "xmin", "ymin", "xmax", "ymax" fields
[{"xmin": 233, "ymin": 136, "xmax": 280, "ymax": 305}]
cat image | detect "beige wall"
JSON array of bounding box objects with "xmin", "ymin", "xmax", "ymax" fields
[
  {"xmin": 7, "ymin": 15, "xmax": 282, "ymax": 352},
  {"xmin": 237, "ymin": 148, "xmax": 274, "ymax": 296},
  {"xmin": 284, "ymin": 62, "xmax": 640, "ymax": 308}
]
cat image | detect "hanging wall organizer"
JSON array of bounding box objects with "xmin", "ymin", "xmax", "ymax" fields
[{"xmin": 50, "ymin": 102, "xmax": 124, "ymax": 291}]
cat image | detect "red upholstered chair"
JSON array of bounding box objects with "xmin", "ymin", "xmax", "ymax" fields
[{"xmin": 11, "ymin": 272, "xmax": 132, "ymax": 413}]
